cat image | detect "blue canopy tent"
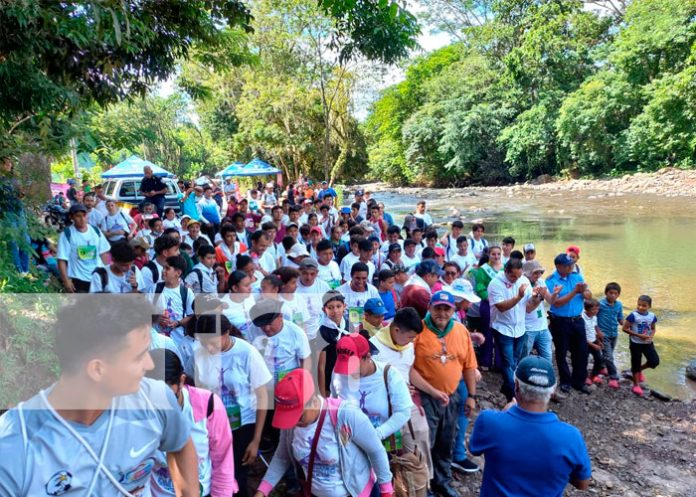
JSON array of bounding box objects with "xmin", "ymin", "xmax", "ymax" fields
[
  {"xmin": 102, "ymin": 155, "xmax": 174, "ymax": 178},
  {"xmin": 215, "ymin": 161, "xmax": 246, "ymax": 178},
  {"xmin": 238, "ymin": 158, "xmax": 282, "ymax": 176}
]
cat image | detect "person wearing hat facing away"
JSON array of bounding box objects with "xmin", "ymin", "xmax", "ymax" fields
[
  {"xmin": 253, "ymin": 369, "xmax": 394, "ymax": 497},
  {"xmin": 331, "ymin": 333, "xmax": 413, "ymax": 452},
  {"xmin": 469, "ymin": 356, "xmax": 591, "ymax": 496},
  {"xmin": 411, "ymin": 291, "xmax": 479, "ymax": 497},
  {"xmin": 361, "ymin": 297, "xmax": 389, "ymax": 337},
  {"xmin": 546, "ymin": 253, "xmax": 592, "ymax": 395},
  {"xmin": 57, "ymin": 203, "xmax": 111, "ymax": 293},
  {"xmin": 566, "ymin": 245, "xmax": 582, "ymax": 274}
]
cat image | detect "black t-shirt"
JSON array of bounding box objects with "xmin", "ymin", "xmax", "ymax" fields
[{"xmin": 140, "ymin": 176, "xmax": 167, "ymax": 200}]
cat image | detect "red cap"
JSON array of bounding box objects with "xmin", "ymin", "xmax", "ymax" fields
[
  {"xmin": 434, "ymin": 247, "xmax": 445, "ymax": 257},
  {"xmin": 310, "ymin": 226, "xmax": 323, "ymax": 235},
  {"xmin": 334, "ymin": 333, "xmax": 370, "ymax": 375},
  {"xmin": 566, "ymin": 245, "xmax": 581, "ymax": 256},
  {"xmin": 272, "ymin": 369, "xmax": 315, "ymax": 429}
]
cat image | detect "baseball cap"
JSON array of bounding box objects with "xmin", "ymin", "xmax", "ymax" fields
[
  {"xmin": 266, "ymin": 182, "xmax": 274, "ymax": 188},
  {"xmin": 304, "ymin": 198, "xmax": 313, "ymax": 204},
  {"xmin": 272, "ymin": 369, "xmax": 315, "ymax": 429},
  {"xmin": 429, "ymin": 290, "xmax": 456, "ymax": 309},
  {"xmin": 187, "ymin": 219, "xmax": 201, "ymax": 227},
  {"xmin": 434, "ymin": 247, "xmax": 445, "ymax": 257},
  {"xmin": 321, "ymin": 180, "xmax": 328, "ymax": 185},
  {"xmin": 359, "ymin": 220, "xmax": 375, "ymax": 232},
  {"xmin": 419, "ymin": 260, "xmax": 444, "ymax": 276},
  {"xmin": 403, "ymin": 214, "xmax": 417, "ymax": 231},
  {"xmin": 566, "ymin": 245, "xmax": 581, "ymax": 256},
  {"xmin": 522, "ymin": 260, "xmax": 545, "ymax": 278},
  {"xmin": 129, "ymin": 237, "xmax": 151, "ymax": 250},
  {"xmin": 250, "ymin": 299, "xmax": 284, "ymax": 327},
  {"xmin": 340, "ymin": 206, "xmax": 351, "ymax": 215},
  {"xmin": 388, "ymin": 243, "xmax": 402, "ymax": 253},
  {"xmin": 515, "ymin": 356, "xmax": 556, "ymax": 388},
  {"xmin": 355, "ymin": 189, "xmax": 365, "ymax": 196},
  {"xmin": 364, "ymin": 298, "xmax": 386, "ymax": 316},
  {"xmin": 523, "ymin": 243, "xmax": 536, "ymax": 253},
  {"xmin": 287, "ymin": 243, "xmax": 309, "ymax": 259},
  {"xmin": 68, "ymin": 203, "xmax": 87, "ymax": 214},
  {"xmin": 285, "ymin": 222, "xmax": 299, "ymax": 230},
  {"xmin": 391, "ymin": 263, "xmax": 407, "ymax": 274},
  {"xmin": 299, "ymin": 258, "xmax": 318, "ymax": 270},
  {"xmin": 446, "ymin": 279, "xmax": 480, "ymax": 303},
  {"xmin": 310, "ymin": 226, "xmax": 323, "ymax": 235},
  {"xmin": 334, "ymin": 334, "xmax": 371, "ymax": 375},
  {"xmin": 553, "ymin": 253, "xmax": 574, "ymax": 266}
]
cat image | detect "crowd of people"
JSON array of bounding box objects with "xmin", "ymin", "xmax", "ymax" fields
[{"xmin": 0, "ymin": 162, "xmax": 663, "ymax": 497}]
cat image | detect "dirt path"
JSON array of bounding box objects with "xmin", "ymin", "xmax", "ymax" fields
[{"xmin": 452, "ymin": 372, "xmax": 696, "ymax": 497}]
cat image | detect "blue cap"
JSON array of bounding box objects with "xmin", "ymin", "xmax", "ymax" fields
[
  {"xmin": 418, "ymin": 260, "xmax": 444, "ymax": 276},
  {"xmin": 340, "ymin": 206, "xmax": 351, "ymax": 214},
  {"xmin": 364, "ymin": 298, "xmax": 386, "ymax": 315},
  {"xmin": 515, "ymin": 356, "xmax": 556, "ymax": 387},
  {"xmin": 429, "ymin": 291, "xmax": 456, "ymax": 308},
  {"xmin": 554, "ymin": 253, "xmax": 574, "ymax": 266}
]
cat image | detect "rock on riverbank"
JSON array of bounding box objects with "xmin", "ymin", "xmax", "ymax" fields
[
  {"xmin": 358, "ymin": 167, "xmax": 696, "ymax": 199},
  {"xmin": 452, "ymin": 372, "xmax": 696, "ymax": 497}
]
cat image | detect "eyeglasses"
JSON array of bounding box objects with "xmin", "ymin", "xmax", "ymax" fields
[{"xmin": 444, "ymin": 271, "xmax": 458, "ymax": 276}]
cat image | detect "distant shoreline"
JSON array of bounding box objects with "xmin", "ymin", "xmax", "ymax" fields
[{"xmin": 353, "ymin": 167, "xmax": 696, "ymax": 199}]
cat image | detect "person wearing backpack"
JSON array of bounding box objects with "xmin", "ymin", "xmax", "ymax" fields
[
  {"xmin": 148, "ymin": 255, "xmax": 195, "ymax": 357},
  {"xmin": 142, "ymin": 235, "xmax": 181, "ymax": 294},
  {"xmin": 253, "ymin": 369, "xmax": 393, "ymax": 497},
  {"xmin": 147, "ymin": 349, "xmax": 236, "ymax": 497},
  {"xmin": 185, "ymin": 244, "xmax": 226, "ymax": 294},
  {"xmin": 103, "ymin": 199, "xmax": 137, "ymax": 244},
  {"xmin": 89, "ymin": 241, "xmax": 144, "ymax": 293},
  {"xmin": 57, "ymin": 204, "xmax": 111, "ymax": 293}
]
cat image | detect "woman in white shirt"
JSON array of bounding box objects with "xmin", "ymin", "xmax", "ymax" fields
[{"xmin": 221, "ymin": 270, "xmax": 256, "ymax": 339}]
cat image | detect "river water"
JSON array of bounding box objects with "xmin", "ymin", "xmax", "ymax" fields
[{"xmin": 372, "ymin": 186, "xmax": 696, "ymax": 401}]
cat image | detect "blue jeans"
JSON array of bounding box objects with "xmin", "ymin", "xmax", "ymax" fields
[
  {"xmin": 493, "ymin": 330, "xmax": 527, "ymax": 401},
  {"xmin": 7, "ymin": 211, "xmax": 30, "ymax": 273},
  {"xmin": 525, "ymin": 329, "xmax": 553, "ymax": 363},
  {"xmin": 453, "ymin": 379, "xmax": 470, "ymax": 461}
]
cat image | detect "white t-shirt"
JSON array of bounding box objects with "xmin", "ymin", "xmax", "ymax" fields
[
  {"xmin": 257, "ymin": 250, "xmax": 277, "ymax": 274},
  {"xmin": 141, "ymin": 259, "xmax": 164, "ymax": 294},
  {"xmin": 343, "ymin": 260, "xmax": 375, "ymax": 284},
  {"xmin": 297, "ymin": 279, "xmax": 331, "ymax": 340},
  {"xmin": 330, "ymin": 362, "xmax": 413, "ymax": 440},
  {"xmin": 247, "ymin": 320, "xmax": 311, "ymax": 384},
  {"xmin": 336, "ymin": 282, "xmax": 381, "ymax": 329},
  {"xmin": 191, "ymin": 338, "xmax": 272, "ymax": 428},
  {"xmin": 317, "ymin": 260, "xmax": 342, "ymax": 289},
  {"xmin": 582, "ymin": 312, "xmax": 598, "ymax": 343},
  {"xmin": 220, "ymin": 294, "xmax": 256, "ymax": 339},
  {"xmin": 86, "ymin": 209, "xmax": 105, "ymax": 231},
  {"xmin": 150, "ymin": 327, "xmax": 182, "ymax": 363},
  {"xmin": 414, "ymin": 212, "xmax": 433, "ymax": 226},
  {"xmin": 280, "ymin": 294, "xmax": 312, "ymax": 336},
  {"xmin": 370, "ymin": 336, "xmax": 414, "ymax": 384},
  {"xmin": 184, "ymin": 263, "xmax": 219, "ymax": 294},
  {"xmin": 56, "ymin": 225, "xmax": 110, "ymax": 282},
  {"xmin": 162, "ymin": 217, "xmax": 181, "ymax": 232},
  {"xmin": 104, "ymin": 211, "xmax": 135, "ymax": 241},
  {"xmin": 401, "ymin": 253, "xmax": 420, "ymax": 273},
  {"xmin": 488, "ymin": 273, "xmax": 532, "ymax": 338},
  {"xmin": 148, "ymin": 285, "xmax": 195, "ymax": 346},
  {"xmin": 292, "ymin": 398, "xmax": 348, "ymax": 497},
  {"xmin": 89, "ymin": 265, "xmax": 145, "ymax": 293},
  {"xmin": 182, "ymin": 233, "xmax": 212, "ymax": 248},
  {"xmin": 525, "ymin": 284, "xmax": 549, "ymax": 332},
  {"xmin": 339, "ymin": 252, "xmax": 360, "ymax": 281},
  {"xmin": 469, "ymin": 237, "xmax": 488, "ymax": 259},
  {"xmin": 451, "ymin": 252, "xmax": 478, "ymax": 274}
]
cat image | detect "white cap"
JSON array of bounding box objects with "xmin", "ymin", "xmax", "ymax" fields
[
  {"xmin": 523, "ymin": 243, "xmax": 536, "ymax": 253},
  {"xmin": 287, "ymin": 243, "xmax": 309, "ymax": 259},
  {"xmin": 445, "ymin": 279, "xmax": 481, "ymax": 303}
]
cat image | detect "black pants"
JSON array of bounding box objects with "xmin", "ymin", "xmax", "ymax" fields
[
  {"xmin": 588, "ymin": 346, "xmax": 604, "ymax": 376},
  {"xmin": 630, "ymin": 341, "xmax": 660, "ymax": 373},
  {"xmin": 549, "ymin": 315, "xmax": 588, "ymax": 390},
  {"xmin": 421, "ymin": 389, "xmax": 460, "ymax": 488},
  {"xmin": 72, "ymin": 278, "xmax": 91, "ymax": 293},
  {"xmin": 233, "ymin": 423, "xmax": 256, "ymax": 497}
]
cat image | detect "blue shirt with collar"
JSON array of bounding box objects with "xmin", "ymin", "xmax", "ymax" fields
[
  {"xmin": 545, "ymin": 270, "xmax": 585, "ymax": 317},
  {"xmin": 470, "ymin": 405, "xmax": 592, "ymax": 497},
  {"xmin": 597, "ymin": 297, "xmax": 624, "ymax": 337}
]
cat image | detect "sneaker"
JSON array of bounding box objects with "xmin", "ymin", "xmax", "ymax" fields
[
  {"xmin": 577, "ymin": 385, "xmax": 593, "ymax": 395},
  {"xmin": 632, "ymin": 385, "xmax": 644, "ymax": 396},
  {"xmin": 592, "ymin": 375, "xmax": 604, "ymax": 385},
  {"xmin": 608, "ymin": 379, "xmax": 620, "ymax": 389},
  {"xmin": 452, "ymin": 458, "xmax": 480, "ymax": 473},
  {"xmin": 638, "ymin": 372, "xmax": 646, "ymax": 383},
  {"xmin": 584, "ymin": 377, "xmax": 593, "ymax": 386},
  {"xmin": 599, "ymin": 368, "xmax": 609, "ymax": 376}
]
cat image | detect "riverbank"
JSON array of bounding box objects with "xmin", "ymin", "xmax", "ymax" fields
[
  {"xmin": 452, "ymin": 372, "xmax": 696, "ymax": 497},
  {"xmin": 357, "ymin": 167, "xmax": 696, "ymax": 199}
]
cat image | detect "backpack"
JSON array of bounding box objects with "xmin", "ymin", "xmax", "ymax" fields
[
  {"xmin": 153, "ymin": 282, "xmax": 189, "ymax": 314},
  {"xmin": 64, "ymin": 224, "xmax": 101, "ymax": 242},
  {"xmin": 145, "ymin": 260, "xmax": 161, "ymax": 284},
  {"xmin": 190, "ymin": 268, "xmax": 204, "ymax": 292},
  {"xmin": 93, "ymin": 265, "xmax": 137, "ymax": 292}
]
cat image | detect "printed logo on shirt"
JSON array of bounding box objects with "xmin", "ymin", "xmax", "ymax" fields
[
  {"xmin": 118, "ymin": 458, "xmax": 155, "ymax": 488},
  {"xmin": 45, "ymin": 470, "xmax": 73, "ymax": 496}
]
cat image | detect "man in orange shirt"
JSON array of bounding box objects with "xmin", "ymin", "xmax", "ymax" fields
[{"xmin": 412, "ymin": 291, "xmax": 478, "ymax": 497}]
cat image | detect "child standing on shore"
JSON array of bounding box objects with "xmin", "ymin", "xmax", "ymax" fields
[
  {"xmin": 582, "ymin": 299, "xmax": 604, "ymax": 385},
  {"xmin": 622, "ymin": 295, "xmax": 659, "ymax": 396},
  {"xmin": 597, "ymin": 282, "xmax": 624, "ymax": 389}
]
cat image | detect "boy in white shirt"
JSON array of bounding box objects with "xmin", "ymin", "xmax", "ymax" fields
[
  {"xmin": 450, "ymin": 236, "xmax": 478, "ymax": 275},
  {"xmin": 185, "ymin": 244, "xmax": 225, "ymax": 294},
  {"xmin": 316, "ymin": 239, "xmax": 342, "ymax": 289},
  {"xmin": 89, "ymin": 240, "xmax": 145, "ymax": 293}
]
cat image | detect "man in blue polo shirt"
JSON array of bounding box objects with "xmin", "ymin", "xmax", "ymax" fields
[
  {"xmin": 470, "ymin": 356, "xmax": 592, "ymax": 497},
  {"xmin": 545, "ymin": 253, "xmax": 591, "ymax": 394}
]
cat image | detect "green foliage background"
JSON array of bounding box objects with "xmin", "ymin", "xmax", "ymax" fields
[{"xmin": 364, "ymin": 0, "xmax": 696, "ymax": 185}]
